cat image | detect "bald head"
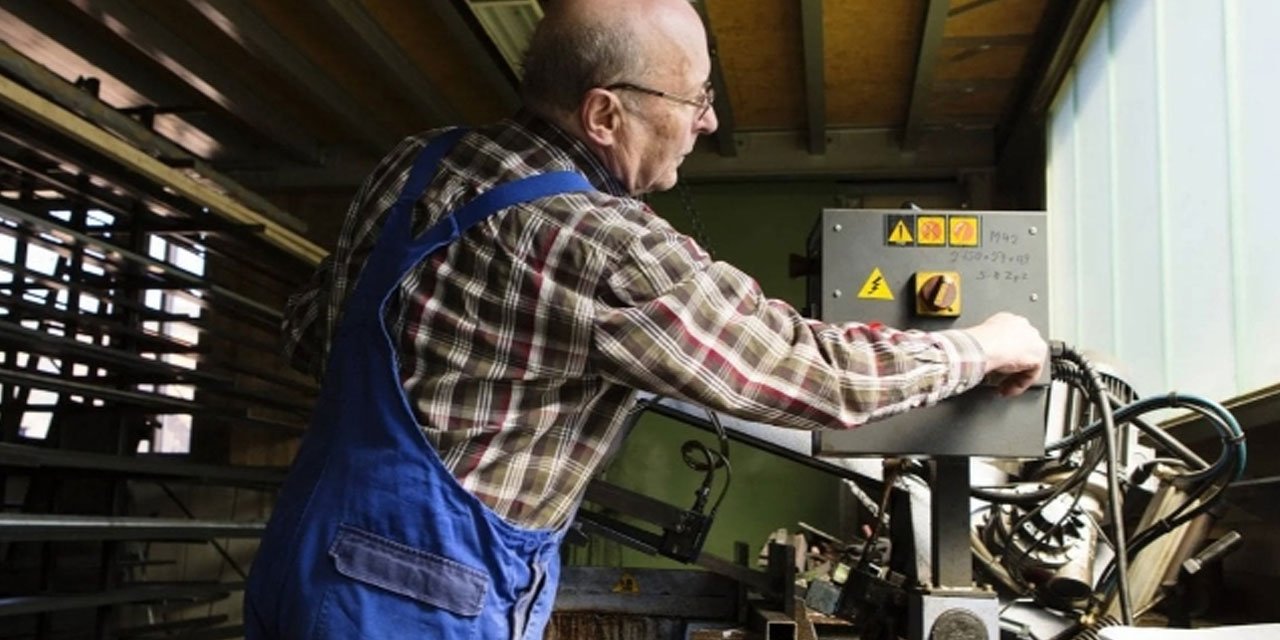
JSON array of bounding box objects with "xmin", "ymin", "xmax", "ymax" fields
[
  {"xmin": 554, "ymin": 0, "xmax": 706, "ymax": 55},
  {"xmin": 521, "ymin": 0, "xmax": 709, "ymax": 118}
]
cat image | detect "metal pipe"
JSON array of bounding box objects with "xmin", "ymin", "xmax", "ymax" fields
[
  {"xmin": 0, "ymin": 514, "xmax": 264, "ymax": 541},
  {"xmin": 0, "ymin": 39, "xmax": 307, "ymax": 234},
  {"xmin": 0, "ymin": 200, "xmax": 283, "ymax": 321},
  {"xmin": 0, "ymin": 583, "xmax": 241, "ymax": 617},
  {"xmin": 0, "ymin": 74, "xmax": 324, "ymax": 264},
  {"xmin": 0, "ymin": 442, "xmax": 285, "ymax": 487}
]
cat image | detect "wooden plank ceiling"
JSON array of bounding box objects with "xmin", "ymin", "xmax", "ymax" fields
[{"xmin": 0, "ymin": 0, "xmax": 1067, "ymax": 198}]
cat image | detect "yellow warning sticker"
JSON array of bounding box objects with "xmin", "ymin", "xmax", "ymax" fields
[
  {"xmin": 916, "ymin": 216, "xmax": 946, "ymax": 246},
  {"xmin": 612, "ymin": 572, "xmax": 640, "ymax": 593},
  {"xmin": 887, "ymin": 220, "xmax": 914, "ymax": 245},
  {"xmin": 949, "ymin": 216, "xmax": 981, "ymax": 247},
  {"xmin": 857, "ymin": 267, "xmax": 894, "ymax": 300}
]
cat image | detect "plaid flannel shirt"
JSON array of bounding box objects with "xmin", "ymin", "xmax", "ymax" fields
[{"xmin": 282, "ymin": 112, "xmax": 988, "ymax": 528}]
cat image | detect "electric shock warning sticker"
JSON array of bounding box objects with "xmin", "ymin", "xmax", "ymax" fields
[{"xmin": 857, "ymin": 267, "xmax": 894, "ymax": 300}]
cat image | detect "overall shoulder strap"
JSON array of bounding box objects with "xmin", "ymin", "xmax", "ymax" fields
[{"xmin": 409, "ymin": 171, "xmax": 594, "ymax": 252}]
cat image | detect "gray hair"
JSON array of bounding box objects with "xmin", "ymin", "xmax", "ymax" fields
[{"xmin": 519, "ymin": 14, "xmax": 647, "ymax": 116}]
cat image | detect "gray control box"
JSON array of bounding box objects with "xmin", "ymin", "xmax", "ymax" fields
[{"xmin": 805, "ymin": 209, "xmax": 1049, "ymax": 457}]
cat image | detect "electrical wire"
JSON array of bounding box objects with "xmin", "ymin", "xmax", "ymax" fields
[
  {"xmin": 678, "ymin": 407, "xmax": 734, "ymax": 518},
  {"xmin": 1057, "ymin": 390, "xmax": 1244, "ymax": 607},
  {"xmin": 1086, "ymin": 393, "xmax": 1242, "ymax": 616},
  {"xmin": 972, "ymin": 423, "xmax": 1104, "ymax": 506},
  {"xmin": 1052, "ymin": 342, "xmax": 1133, "ymax": 625},
  {"xmin": 973, "ymin": 346, "xmax": 1245, "ymax": 624},
  {"xmin": 1047, "ymin": 394, "xmax": 1238, "ymax": 484},
  {"xmin": 973, "ymin": 351, "xmax": 1110, "ymax": 601},
  {"xmin": 680, "ymin": 439, "xmax": 733, "ymax": 517},
  {"xmin": 855, "ymin": 460, "xmax": 902, "ymax": 573},
  {"xmin": 1094, "ymin": 463, "xmax": 1235, "ymax": 600},
  {"xmin": 674, "ymin": 181, "xmax": 715, "ymax": 258},
  {"xmin": 971, "ymin": 528, "xmax": 1024, "ymax": 594},
  {"xmin": 972, "ymin": 359, "xmax": 1110, "ymax": 506},
  {"xmin": 1000, "ymin": 478, "xmax": 1091, "ymax": 592}
]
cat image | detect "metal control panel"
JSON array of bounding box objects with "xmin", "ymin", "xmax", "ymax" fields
[{"xmin": 804, "ymin": 209, "xmax": 1049, "ymax": 457}]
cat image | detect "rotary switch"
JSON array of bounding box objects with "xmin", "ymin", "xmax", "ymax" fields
[{"xmin": 915, "ymin": 271, "xmax": 962, "ymax": 317}]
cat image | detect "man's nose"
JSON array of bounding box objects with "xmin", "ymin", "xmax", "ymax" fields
[{"xmin": 698, "ymin": 106, "xmax": 719, "ymax": 135}]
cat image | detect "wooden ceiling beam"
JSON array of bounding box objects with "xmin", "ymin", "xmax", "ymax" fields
[
  {"xmin": 1026, "ymin": 0, "xmax": 1107, "ymax": 116},
  {"xmin": 943, "ymin": 35, "xmax": 1034, "ymax": 49},
  {"xmin": 429, "ymin": 0, "xmax": 521, "ymax": 114},
  {"xmin": 692, "ymin": 1, "xmax": 737, "ymax": 157},
  {"xmin": 901, "ymin": 0, "xmax": 950, "ymax": 150},
  {"xmin": 0, "ymin": 1, "xmax": 261, "ymax": 161},
  {"xmin": 933, "ymin": 78, "xmax": 1017, "ymax": 94},
  {"xmin": 318, "ymin": 0, "xmax": 461, "ymax": 127},
  {"xmin": 62, "ymin": 0, "xmax": 326, "ymax": 166},
  {"xmin": 947, "ymin": 0, "xmax": 1003, "ymax": 19},
  {"xmin": 180, "ymin": 0, "xmax": 399, "ymax": 154},
  {"xmin": 678, "ymin": 127, "xmax": 992, "ymax": 181},
  {"xmin": 800, "ymin": 0, "xmax": 826, "ymax": 155},
  {"xmin": 232, "ymin": 127, "xmax": 996, "ymax": 189},
  {"xmin": 996, "ymin": 0, "xmax": 1105, "ymax": 155}
]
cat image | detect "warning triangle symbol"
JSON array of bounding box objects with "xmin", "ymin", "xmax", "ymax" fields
[
  {"xmin": 857, "ymin": 268, "xmax": 894, "ymax": 300},
  {"xmin": 888, "ymin": 221, "xmax": 914, "ymax": 245},
  {"xmin": 612, "ymin": 572, "xmax": 640, "ymax": 593}
]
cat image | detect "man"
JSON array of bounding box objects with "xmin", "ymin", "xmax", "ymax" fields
[{"xmin": 244, "ymin": 0, "xmax": 1047, "ymax": 637}]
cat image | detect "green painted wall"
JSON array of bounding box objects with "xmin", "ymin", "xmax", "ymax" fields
[{"xmin": 567, "ymin": 180, "xmax": 849, "ymax": 569}]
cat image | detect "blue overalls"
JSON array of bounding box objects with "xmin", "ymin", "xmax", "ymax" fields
[{"xmin": 245, "ymin": 129, "xmax": 594, "ymax": 639}]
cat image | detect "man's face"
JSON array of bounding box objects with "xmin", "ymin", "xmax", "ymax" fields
[
  {"xmin": 588, "ymin": 0, "xmax": 720, "ymax": 196},
  {"xmin": 618, "ymin": 77, "xmax": 718, "ymax": 194}
]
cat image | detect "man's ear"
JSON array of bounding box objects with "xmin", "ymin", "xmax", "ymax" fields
[{"xmin": 580, "ymin": 88, "xmax": 623, "ymax": 147}]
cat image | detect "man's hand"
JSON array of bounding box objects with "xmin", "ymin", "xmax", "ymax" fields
[{"xmin": 962, "ymin": 312, "xmax": 1048, "ymax": 397}]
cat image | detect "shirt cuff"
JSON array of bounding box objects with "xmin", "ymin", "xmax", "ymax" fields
[{"xmin": 934, "ymin": 329, "xmax": 988, "ymax": 394}]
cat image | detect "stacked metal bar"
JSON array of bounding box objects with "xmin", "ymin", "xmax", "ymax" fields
[{"xmin": 0, "ymin": 62, "xmax": 315, "ymax": 640}]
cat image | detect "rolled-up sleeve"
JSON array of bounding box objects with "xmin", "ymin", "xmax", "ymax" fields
[{"xmin": 591, "ymin": 224, "xmax": 987, "ymax": 430}]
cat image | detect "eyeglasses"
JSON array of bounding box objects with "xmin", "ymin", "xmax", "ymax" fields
[{"xmin": 605, "ymin": 81, "xmax": 715, "ymax": 120}]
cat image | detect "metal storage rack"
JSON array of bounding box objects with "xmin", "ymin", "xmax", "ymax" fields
[{"xmin": 0, "ymin": 58, "xmax": 316, "ymax": 640}]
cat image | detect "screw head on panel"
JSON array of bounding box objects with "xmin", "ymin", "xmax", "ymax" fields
[
  {"xmin": 1030, "ymin": 293, "xmax": 1039, "ymax": 302},
  {"xmin": 833, "ymin": 290, "xmax": 842, "ymax": 298}
]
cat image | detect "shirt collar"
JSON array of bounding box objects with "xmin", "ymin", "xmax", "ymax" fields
[{"xmin": 511, "ymin": 110, "xmax": 629, "ymax": 198}]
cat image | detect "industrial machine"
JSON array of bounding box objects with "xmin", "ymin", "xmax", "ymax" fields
[
  {"xmin": 574, "ymin": 209, "xmax": 1248, "ymax": 640},
  {"xmin": 803, "ymin": 208, "xmax": 1050, "ymax": 458}
]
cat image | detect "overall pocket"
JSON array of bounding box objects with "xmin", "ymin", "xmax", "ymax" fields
[{"xmin": 313, "ymin": 524, "xmax": 490, "ymax": 639}]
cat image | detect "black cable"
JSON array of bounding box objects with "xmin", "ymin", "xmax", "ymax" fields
[
  {"xmin": 679, "ymin": 439, "xmax": 733, "ymax": 517},
  {"xmin": 972, "ymin": 361, "xmax": 1111, "ymax": 505},
  {"xmin": 1093, "ymin": 477, "xmax": 1220, "ymax": 600},
  {"xmin": 972, "ymin": 416, "xmax": 1104, "ymax": 506},
  {"xmin": 978, "ymin": 351, "xmax": 1245, "ymax": 620},
  {"xmin": 1047, "ymin": 395, "xmax": 1236, "ymax": 484},
  {"xmin": 1000, "ymin": 476, "xmax": 1091, "ymax": 589},
  {"xmin": 855, "ymin": 461, "xmax": 901, "ymax": 573},
  {"xmin": 674, "ymin": 181, "xmax": 715, "ymax": 258},
  {"xmin": 1090, "ymin": 391, "xmax": 1244, "ymax": 610},
  {"xmin": 678, "ymin": 408, "xmax": 734, "ymax": 518},
  {"xmin": 1095, "ymin": 459, "xmax": 1237, "ymax": 597},
  {"xmin": 1042, "ymin": 375, "xmax": 1212, "ymax": 476},
  {"xmin": 1052, "ymin": 341, "xmax": 1133, "ymax": 625},
  {"xmin": 706, "ymin": 408, "xmax": 731, "ymax": 465}
]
